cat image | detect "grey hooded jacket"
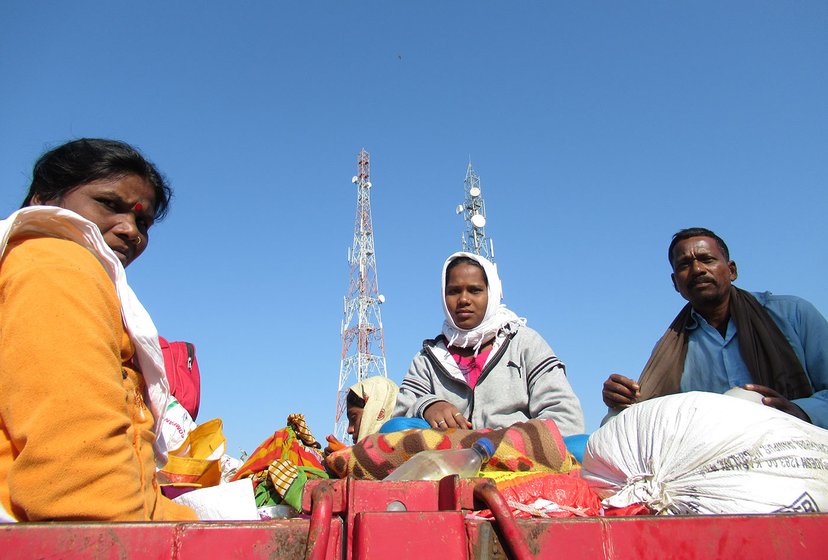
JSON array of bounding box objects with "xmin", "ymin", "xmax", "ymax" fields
[{"xmin": 393, "ymin": 325, "xmax": 585, "ymax": 436}]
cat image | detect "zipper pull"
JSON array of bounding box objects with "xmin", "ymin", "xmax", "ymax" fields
[{"xmin": 186, "ymin": 343, "xmax": 195, "ymax": 371}]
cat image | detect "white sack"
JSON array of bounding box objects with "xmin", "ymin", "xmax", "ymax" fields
[
  {"xmin": 173, "ymin": 478, "xmax": 258, "ymax": 521},
  {"xmin": 582, "ymin": 391, "xmax": 828, "ymax": 515}
]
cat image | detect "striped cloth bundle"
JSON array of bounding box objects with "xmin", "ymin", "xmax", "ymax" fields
[{"xmin": 231, "ymin": 414, "xmax": 328, "ymax": 510}]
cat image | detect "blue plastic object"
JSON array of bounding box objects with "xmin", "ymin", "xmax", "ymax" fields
[
  {"xmin": 563, "ymin": 433, "xmax": 590, "ymax": 464},
  {"xmin": 379, "ymin": 417, "xmax": 429, "ymax": 433}
]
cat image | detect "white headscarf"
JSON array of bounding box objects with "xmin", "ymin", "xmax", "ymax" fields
[
  {"xmin": 440, "ymin": 252, "xmax": 525, "ymax": 353},
  {"xmin": 0, "ymin": 206, "xmax": 173, "ymax": 466}
]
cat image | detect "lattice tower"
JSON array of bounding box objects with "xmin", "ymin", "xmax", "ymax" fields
[
  {"xmin": 457, "ymin": 161, "xmax": 495, "ymax": 261},
  {"xmin": 335, "ymin": 148, "xmax": 389, "ymax": 443}
]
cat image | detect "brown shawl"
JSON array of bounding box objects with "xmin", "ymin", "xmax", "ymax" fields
[{"xmin": 638, "ymin": 287, "xmax": 812, "ymax": 401}]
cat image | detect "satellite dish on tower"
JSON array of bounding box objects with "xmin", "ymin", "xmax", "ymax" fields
[
  {"xmin": 365, "ymin": 181, "xmax": 372, "ymax": 188},
  {"xmin": 469, "ymin": 186, "xmax": 481, "ymax": 197},
  {"xmin": 352, "ymin": 176, "xmax": 358, "ymax": 184},
  {"xmin": 455, "ymin": 204, "xmax": 464, "ymax": 215},
  {"xmin": 378, "ymin": 294, "xmax": 386, "ymax": 304},
  {"xmin": 471, "ymin": 214, "xmax": 486, "ymax": 228}
]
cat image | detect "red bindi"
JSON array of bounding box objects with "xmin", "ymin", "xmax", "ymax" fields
[{"xmin": 133, "ymin": 202, "xmax": 143, "ymax": 212}]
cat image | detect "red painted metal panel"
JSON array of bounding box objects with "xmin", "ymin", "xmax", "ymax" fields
[
  {"xmin": 352, "ymin": 512, "xmax": 469, "ymax": 560},
  {"xmin": 176, "ymin": 520, "xmax": 342, "ymax": 560},
  {"xmin": 0, "ymin": 519, "xmax": 343, "ymax": 560},
  {"xmin": 465, "ymin": 514, "xmax": 828, "ymax": 560},
  {"xmin": 326, "ymin": 476, "xmax": 479, "ymax": 557},
  {"xmin": 600, "ymin": 514, "xmax": 828, "ymax": 560},
  {"xmin": 0, "ymin": 523, "xmax": 178, "ymax": 560}
]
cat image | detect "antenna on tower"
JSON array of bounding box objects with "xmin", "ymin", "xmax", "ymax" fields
[
  {"xmin": 456, "ymin": 161, "xmax": 495, "ymax": 262},
  {"xmin": 335, "ymin": 148, "xmax": 389, "ymax": 443}
]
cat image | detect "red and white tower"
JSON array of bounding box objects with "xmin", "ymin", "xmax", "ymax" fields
[
  {"xmin": 456, "ymin": 161, "xmax": 495, "ymax": 261},
  {"xmin": 335, "ymin": 148, "xmax": 388, "ymax": 442}
]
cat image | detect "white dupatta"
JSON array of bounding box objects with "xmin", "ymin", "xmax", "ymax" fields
[{"xmin": 440, "ymin": 251, "xmax": 525, "ymax": 353}]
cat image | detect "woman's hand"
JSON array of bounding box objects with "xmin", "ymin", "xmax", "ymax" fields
[
  {"xmin": 423, "ymin": 400, "xmax": 473, "ymax": 430},
  {"xmin": 324, "ymin": 434, "xmax": 347, "ymax": 455}
]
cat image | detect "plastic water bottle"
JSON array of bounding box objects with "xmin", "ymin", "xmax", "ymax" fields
[{"xmin": 384, "ymin": 438, "xmax": 495, "ymax": 481}]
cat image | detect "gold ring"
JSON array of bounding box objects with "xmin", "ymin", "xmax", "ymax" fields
[
  {"xmin": 135, "ymin": 237, "xmax": 142, "ymax": 246},
  {"xmin": 453, "ymin": 412, "xmax": 463, "ymax": 417}
]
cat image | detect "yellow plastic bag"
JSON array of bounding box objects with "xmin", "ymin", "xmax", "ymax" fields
[{"xmin": 159, "ymin": 418, "xmax": 226, "ymax": 488}]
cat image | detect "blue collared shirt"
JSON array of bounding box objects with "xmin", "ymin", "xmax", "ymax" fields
[{"xmin": 681, "ymin": 291, "xmax": 828, "ymax": 429}]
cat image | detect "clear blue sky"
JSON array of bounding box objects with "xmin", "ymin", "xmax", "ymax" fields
[{"xmin": 2, "ymin": 2, "xmax": 826, "ymax": 455}]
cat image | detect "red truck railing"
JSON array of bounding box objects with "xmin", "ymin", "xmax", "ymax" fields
[{"xmin": 2, "ymin": 477, "xmax": 827, "ymax": 559}]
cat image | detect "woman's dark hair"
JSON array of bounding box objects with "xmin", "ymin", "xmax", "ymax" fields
[
  {"xmin": 22, "ymin": 138, "xmax": 172, "ymax": 221},
  {"xmin": 445, "ymin": 256, "xmax": 488, "ymax": 286},
  {"xmin": 346, "ymin": 389, "xmax": 366, "ymax": 409}
]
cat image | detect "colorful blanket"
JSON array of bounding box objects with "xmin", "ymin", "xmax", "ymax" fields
[{"xmin": 326, "ymin": 419, "xmax": 577, "ymax": 480}]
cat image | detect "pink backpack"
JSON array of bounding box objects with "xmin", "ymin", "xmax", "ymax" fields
[{"xmin": 158, "ymin": 336, "xmax": 201, "ymax": 420}]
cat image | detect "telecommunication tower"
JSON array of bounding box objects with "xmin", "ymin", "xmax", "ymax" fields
[
  {"xmin": 455, "ymin": 161, "xmax": 495, "ymax": 261},
  {"xmin": 335, "ymin": 148, "xmax": 389, "ymax": 443}
]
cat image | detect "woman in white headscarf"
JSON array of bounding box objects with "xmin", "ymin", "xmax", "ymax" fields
[
  {"xmin": 392, "ymin": 252, "xmax": 585, "ymax": 437},
  {"xmin": 346, "ymin": 376, "xmax": 399, "ymax": 442},
  {"xmin": 324, "ymin": 377, "xmax": 399, "ymax": 453}
]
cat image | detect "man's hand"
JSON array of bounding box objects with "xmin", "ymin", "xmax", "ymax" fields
[
  {"xmin": 423, "ymin": 400, "xmax": 473, "ymax": 430},
  {"xmin": 743, "ymin": 384, "xmax": 811, "ymax": 423},
  {"xmin": 602, "ymin": 374, "xmax": 641, "ymax": 409}
]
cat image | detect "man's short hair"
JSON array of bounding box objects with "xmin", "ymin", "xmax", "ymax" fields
[{"xmin": 668, "ymin": 228, "xmax": 730, "ymax": 266}]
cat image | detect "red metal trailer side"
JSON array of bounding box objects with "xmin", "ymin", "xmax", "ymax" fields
[{"xmin": 2, "ymin": 478, "xmax": 827, "ymax": 559}]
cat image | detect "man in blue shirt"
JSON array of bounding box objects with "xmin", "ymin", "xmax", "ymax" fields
[{"xmin": 603, "ymin": 227, "xmax": 828, "ymax": 429}]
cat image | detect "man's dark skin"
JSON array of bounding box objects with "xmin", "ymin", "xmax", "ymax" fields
[{"xmin": 602, "ymin": 235, "xmax": 809, "ymax": 421}]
